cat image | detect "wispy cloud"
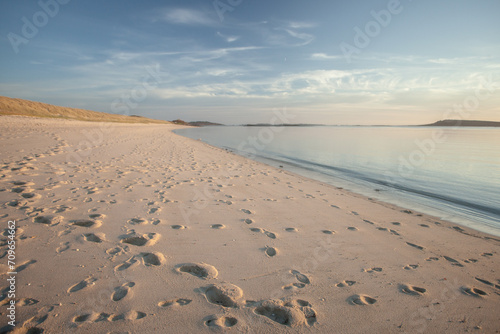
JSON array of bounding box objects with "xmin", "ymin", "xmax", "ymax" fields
[
  {"xmin": 310, "ymin": 53, "xmax": 343, "ymax": 60},
  {"xmin": 162, "ymin": 8, "xmax": 215, "ymax": 25},
  {"xmin": 216, "ymin": 31, "xmax": 240, "ymax": 43},
  {"xmin": 281, "ymin": 28, "xmax": 314, "ymax": 46},
  {"xmin": 288, "ymin": 21, "xmax": 317, "ymax": 29}
]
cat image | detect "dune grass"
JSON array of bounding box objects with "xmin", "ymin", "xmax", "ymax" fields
[{"xmin": 0, "ymin": 96, "xmax": 170, "ymax": 124}]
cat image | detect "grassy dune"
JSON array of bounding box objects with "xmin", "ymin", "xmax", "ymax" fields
[{"xmin": 0, "ymin": 96, "xmax": 170, "ymax": 124}]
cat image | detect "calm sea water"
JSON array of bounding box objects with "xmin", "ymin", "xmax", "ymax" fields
[{"xmin": 175, "ymin": 126, "xmax": 500, "ymax": 236}]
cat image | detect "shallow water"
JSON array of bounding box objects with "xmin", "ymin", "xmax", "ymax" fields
[{"xmin": 176, "ymin": 126, "xmax": 500, "ymax": 236}]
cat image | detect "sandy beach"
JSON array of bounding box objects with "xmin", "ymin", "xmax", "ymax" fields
[{"xmin": 1, "ymin": 115, "xmax": 499, "ymax": 334}]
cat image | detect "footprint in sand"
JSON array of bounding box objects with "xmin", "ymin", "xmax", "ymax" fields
[
  {"xmin": 112, "ymin": 282, "xmax": 135, "ymax": 302},
  {"xmin": 11, "ymin": 186, "xmax": 31, "ymax": 194},
  {"xmin": 400, "ymin": 284, "xmax": 427, "ymax": 296},
  {"xmin": 283, "ymin": 282, "xmax": 306, "ymax": 290},
  {"xmin": 202, "ymin": 283, "xmax": 243, "ymax": 308},
  {"xmin": 443, "ymin": 256, "xmax": 464, "ymax": 267},
  {"xmin": 83, "ymin": 232, "xmax": 105, "ymax": 243},
  {"xmin": 336, "ymin": 280, "xmax": 356, "ymax": 288},
  {"xmin": 210, "ymin": 224, "xmax": 225, "ymax": 229},
  {"xmin": 426, "ymin": 257, "xmax": 439, "ymax": 261},
  {"xmin": 120, "ymin": 231, "xmax": 160, "ymax": 246},
  {"xmin": 291, "ymin": 270, "xmax": 311, "ymax": 285},
  {"xmin": 254, "ymin": 299, "xmax": 317, "ymax": 327},
  {"xmin": 264, "ymin": 231, "xmax": 277, "ymax": 239},
  {"xmin": 68, "ymin": 277, "xmax": 97, "ymax": 293},
  {"xmin": 114, "ymin": 256, "xmax": 138, "ymax": 272},
  {"xmin": 347, "ymin": 227, "xmax": 358, "ymax": 231},
  {"xmin": 15, "ymin": 260, "xmax": 37, "ymax": 273},
  {"xmin": 390, "ymin": 229, "xmax": 400, "ymax": 236},
  {"xmin": 159, "ymin": 298, "xmax": 192, "ymax": 308},
  {"xmin": 285, "ymin": 227, "xmax": 298, "ymax": 232},
  {"xmin": 364, "ymin": 267, "xmax": 383, "ymax": 273},
  {"xmin": 347, "ymin": 294, "xmax": 377, "ymax": 305},
  {"xmin": 56, "ymin": 241, "xmax": 71, "ymax": 253},
  {"xmin": 176, "ymin": 263, "xmax": 218, "ymax": 279},
  {"xmin": 171, "ymin": 225, "xmax": 187, "ymax": 230},
  {"xmin": 21, "ymin": 192, "xmax": 41, "ymax": 200},
  {"xmin": 33, "ymin": 215, "xmax": 63, "ymax": 226},
  {"xmin": 148, "ymin": 207, "xmax": 161, "ymax": 214},
  {"xmin": 53, "ymin": 204, "xmax": 73, "ymax": 213},
  {"xmin": 460, "ymin": 286, "xmax": 488, "ymax": 297},
  {"xmin": 464, "ymin": 258, "xmax": 478, "ymax": 264},
  {"xmin": 243, "ymin": 219, "xmax": 254, "ymax": 224},
  {"xmin": 73, "ymin": 313, "xmax": 101, "ymax": 323},
  {"xmin": 403, "ymin": 264, "xmax": 419, "ymax": 270},
  {"xmin": 264, "ymin": 246, "xmax": 278, "ymax": 257},
  {"xmin": 241, "ymin": 209, "xmax": 253, "ymax": 214},
  {"xmin": 139, "ymin": 252, "xmax": 166, "ymax": 266},
  {"xmin": 73, "ymin": 310, "xmax": 146, "ymax": 324},
  {"xmin": 13, "ymin": 298, "xmax": 39, "ymax": 306},
  {"xmin": 23, "ymin": 314, "xmax": 48, "ymax": 328},
  {"xmin": 88, "ymin": 213, "xmax": 105, "ymax": 219},
  {"xmin": 249, "ymin": 228, "xmax": 277, "ymax": 239},
  {"xmin": 204, "ymin": 315, "xmax": 238, "ymax": 328},
  {"xmin": 474, "ymin": 277, "xmax": 499, "ymax": 289},
  {"xmin": 106, "ymin": 246, "xmax": 126, "ymax": 256},
  {"xmin": 406, "ymin": 242, "xmax": 424, "ymax": 250},
  {"xmin": 322, "ymin": 230, "xmax": 335, "ymax": 235},
  {"xmin": 71, "ymin": 219, "xmax": 102, "ymax": 228},
  {"xmin": 128, "ymin": 217, "xmax": 149, "ymax": 225}
]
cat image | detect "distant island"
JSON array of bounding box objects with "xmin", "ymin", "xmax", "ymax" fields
[
  {"xmin": 422, "ymin": 119, "xmax": 500, "ymax": 127},
  {"xmin": 171, "ymin": 119, "xmax": 223, "ymax": 127},
  {"xmin": 243, "ymin": 123, "xmax": 325, "ymax": 127}
]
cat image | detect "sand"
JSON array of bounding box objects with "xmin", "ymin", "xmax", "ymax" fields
[{"xmin": 0, "ymin": 115, "xmax": 499, "ymax": 334}]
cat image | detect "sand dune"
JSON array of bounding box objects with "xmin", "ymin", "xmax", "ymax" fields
[
  {"xmin": 0, "ymin": 96, "xmax": 170, "ymax": 124},
  {"xmin": 0, "ymin": 115, "xmax": 499, "ymax": 333}
]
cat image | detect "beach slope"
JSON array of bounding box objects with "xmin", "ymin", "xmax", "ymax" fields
[{"xmin": 0, "ymin": 116, "xmax": 499, "ymax": 333}]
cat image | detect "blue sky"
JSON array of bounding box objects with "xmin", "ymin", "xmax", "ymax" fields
[{"xmin": 1, "ymin": 0, "xmax": 499, "ymax": 124}]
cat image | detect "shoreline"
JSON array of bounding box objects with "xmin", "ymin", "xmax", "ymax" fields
[
  {"xmin": 1, "ymin": 116, "xmax": 499, "ymax": 333},
  {"xmin": 174, "ymin": 126, "xmax": 500, "ymax": 238},
  {"xmin": 176, "ymin": 129, "xmax": 499, "ymax": 242}
]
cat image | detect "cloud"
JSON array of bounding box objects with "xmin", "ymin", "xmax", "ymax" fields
[
  {"xmin": 217, "ymin": 32, "xmax": 240, "ymax": 43},
  {"xmin": 162, "ymin": 8, "xmax": 215, "ymax": 25},
  {"xmin": 310, "ymin": 53, "xmax": 342, "ymax": 60},
  {"xmin": 282, "ymin": 29, "xmax": 314, "ymax": 46},
  {"xmin": 287, "ymin": 21, "xmax": 317, "ymax": 29}
]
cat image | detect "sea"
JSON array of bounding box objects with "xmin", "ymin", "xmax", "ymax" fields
[{"xmin": 175, "ymin": 126, "xmax": 500, "ymax": 237}]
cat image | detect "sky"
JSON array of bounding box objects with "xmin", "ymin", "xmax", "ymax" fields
[{"xmin": 1, "ymin": 0, "xmax": 499, "ymax": 125}]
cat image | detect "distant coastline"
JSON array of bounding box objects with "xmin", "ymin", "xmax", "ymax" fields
[{"xmin": 421, "ymin": 119, "xmax": 500, "ymax": 127}]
